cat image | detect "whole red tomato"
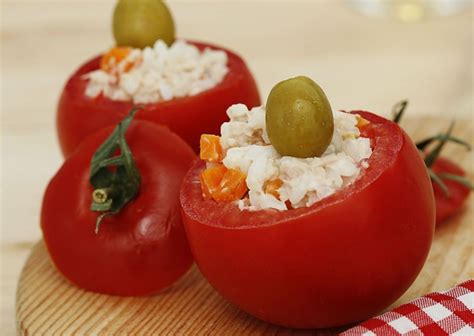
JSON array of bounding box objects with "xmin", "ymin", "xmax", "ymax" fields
[
  {"xmin": 42, "ymin": 118, "xmax": 195, "ymax": 296},
  {"xmin": 431, "ymin": 157, "xmax": 471, "ymax": 224},
  {"xmin": 180, "ymin": 111, "xmax": 435, "ymax": 328},
  {"xmin": 57, "ymin": 40, "xmax": 260, "ymax": 157}
]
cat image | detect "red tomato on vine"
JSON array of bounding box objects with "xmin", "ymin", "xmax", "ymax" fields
[{"xmin": 392, "ymin": 101, "xmax": 473, "ymax": 226}]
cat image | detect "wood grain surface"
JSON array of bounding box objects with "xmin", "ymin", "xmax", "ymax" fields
[{"xmin": 15, "ymin": 118, "xmax": 473, "ymax": 335}]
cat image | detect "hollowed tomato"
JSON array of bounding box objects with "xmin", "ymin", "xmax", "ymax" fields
[
  {"xmin": 57, "ymin": 41, "xmax": 260, "ymax": 157},
  {"xmin": 180, "ymin": 111, "xmax": 435, "ymax": 328}
]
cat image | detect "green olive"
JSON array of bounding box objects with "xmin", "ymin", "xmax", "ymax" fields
[
  {"xmin": 266, "ymin": 76, "xmax": 334, "ymax": 158},
  {"xmin": 113, "ymin": 0, "xmax": 175, "ymax": 48}
]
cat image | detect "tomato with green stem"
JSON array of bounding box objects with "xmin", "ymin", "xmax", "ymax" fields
[
  {"xmin": 430, "ymin": 157, "xmax": 471, "ymax": 224},
  {"xmin": 42, "ymin": 108, "xmax": 195, "ymax": 296},
  {"xmin": 392, "ymin": 101, "xmax": 473, "ymax": 225}
]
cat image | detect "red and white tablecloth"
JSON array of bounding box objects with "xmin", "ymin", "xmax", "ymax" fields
[{"xmin": 342, "ymin": 280, "xmax": 474, "ymax": 335}]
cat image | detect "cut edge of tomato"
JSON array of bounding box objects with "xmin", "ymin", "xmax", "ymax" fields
[
  {"xmin": 180, "ymin": 111, "xmax": 405, "ymax": 229},
  {"xmin": 70, "ymin": 39, "xmax": 253, "ymax": 110}
]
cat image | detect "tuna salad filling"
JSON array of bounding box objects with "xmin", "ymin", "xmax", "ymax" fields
[
  {"xmin": 199, "ymin": 104, "xmax": 373, "ymax": 211},
  {"xmin": 84, "ymin": 40, "xmax": 229, "ymax": 104}
]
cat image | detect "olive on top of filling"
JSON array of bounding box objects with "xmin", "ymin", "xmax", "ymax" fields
[
  {"xmin": 113, "ymin": 0, "xmax": 176, "ymax": 49},
  {"xmin": 266, "ymin": 76, "xmax": 334, "ymax": 158}
]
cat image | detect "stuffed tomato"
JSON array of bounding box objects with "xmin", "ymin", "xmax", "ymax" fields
[
  {"xmin": 180, "ymin": 77, "xmax": 435, "ymax": 328},
  {"xmin": 57, "ymin": 41, "xmax": 259, "ymax": 157}
]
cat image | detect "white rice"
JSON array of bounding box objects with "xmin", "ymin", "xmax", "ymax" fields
[
  {"xmin": 219, "ymin": 104, "xmax": 373, "ymax": 211},
  {"xmin": 84, "ymin": 40, "xmax": 229, "ymax": 104}
]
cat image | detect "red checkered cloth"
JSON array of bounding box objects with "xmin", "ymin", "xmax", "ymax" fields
[{"xmin": 341, "ymin": 280, "xmax": 474, "ymax": 335}]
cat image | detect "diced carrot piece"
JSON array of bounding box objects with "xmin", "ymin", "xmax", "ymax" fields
[
  {"xmin": 200, "ymin": 164, "xmax": 227, "ymax": 199},
  {"xmin": 100, "ymin": 47, "xmax": 133, "ymax": 74},
  {"xmin": 214, "ymin": 168, "xmax": 248, "ymax": 201},
  {"xmin": 264, "ymin": 178, "xmax": 283, "ymax": 199},
  {"xmin": 200, "ymin": 164, "xmax": 248, "ymax": 202},
  {"xmin": 356, "ymin": 115, "xmax": 370, "ymax": 129},
  {"xmin": 200, "ymin": 134, "xmax": 224, "ymax": 163}
]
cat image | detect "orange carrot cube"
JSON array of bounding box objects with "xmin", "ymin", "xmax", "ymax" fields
[
  {"xmin": 200, "ymin": 134, "xmax": 224, "ymax": 163},
  {"xmin": 100, "ymin": 47, "xmax": 133, "ymax": 74},
  {"xmin": 200, "ymin": 164, "xmax": 227, "ymax": 199},
  {"xmin": 356, "ymin": 115, "xmax": 370, "ymax": 129},
  {"xmin": 200, "ymin": 164, "xmax": 248, "ymax": 202},
  {"xmin": 214, "ymin": 168, "xmax": 248, "ymax": 201}
]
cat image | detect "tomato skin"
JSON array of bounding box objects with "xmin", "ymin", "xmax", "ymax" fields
[
  {"xmin": 42, "ymin": 121, "xmax": 195, "ymax": 296},
  {"xmin": 180, "ymin": 111, "xmax": 435, "ymax": 328},
  {"xmin": 57, "ymin": 40, "xmax": 260, "ymax": 157},
  {"xmin": 431, "ymin": 157, "xmax": 471, "ymax": 225}
]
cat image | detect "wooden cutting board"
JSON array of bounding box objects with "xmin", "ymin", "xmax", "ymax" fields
[{"xmin": 16, "ymin": 118, "xmax": 473, "ymax": 335}]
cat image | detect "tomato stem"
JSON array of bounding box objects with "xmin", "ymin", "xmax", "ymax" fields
[
  {"xmin": 438, "ymin": 173, "xmax": 474, "ymax": 190},
  {"xmin": 428, "ymin": 168, "xmax": 449, "ymax": 197},
  {"xmin": 424, "ymin": 121, "xmax": 454, "ymax": 168},
  {"xmin": 89, "ymin": 106, "xmax": 143, "ymax": 234},
  {"xmin": 392, "ymin": 100, "xmax": 408, "ymax": 124},
  {"xmin": 95, "ymin": 212, "xmax": 113, "ymax": 234},
  {"xmin": 416, "ymin": 134, "xmax": 471, "ymax": 152},
  {"xmin": 92, "ymin": 188, "xmax": 114, "ymax": 204}
]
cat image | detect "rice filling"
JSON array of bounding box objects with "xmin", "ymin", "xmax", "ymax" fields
[
  {"xmin": 84, "ymin": 40, "xmax": 229, "ymax": 104},
  {"xmin": 219, "ymin": 104, "xmax": 373, "ymax": 211}
]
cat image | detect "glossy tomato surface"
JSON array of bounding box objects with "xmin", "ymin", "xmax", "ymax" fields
[
  {"xmin": 431, "ymin": 157, "xmax": 471, "ymax": 225},
  {"xmin": 57, "ymin": 40, "xmax": 260, "ymax": 157},
  {"xmin": 42, "ymin": 121, "xmax": 195, "ymax": 296},
  {"xmin": 180, "ymin": 111, "xmax": 435, "ymax": 328}
]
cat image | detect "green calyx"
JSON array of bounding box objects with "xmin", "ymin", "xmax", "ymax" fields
[
  {"xmin": 90, "ymin": 107, "xmax": 142, "ymax": 233},
  {"xmin": 391, "ymin": 100, "xmax": 473, "ymax": 197}
]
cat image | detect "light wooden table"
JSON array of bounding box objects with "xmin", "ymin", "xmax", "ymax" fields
[{"xmin": 1, "ymin": 1, "xmax": 472, "ymax": 334}]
